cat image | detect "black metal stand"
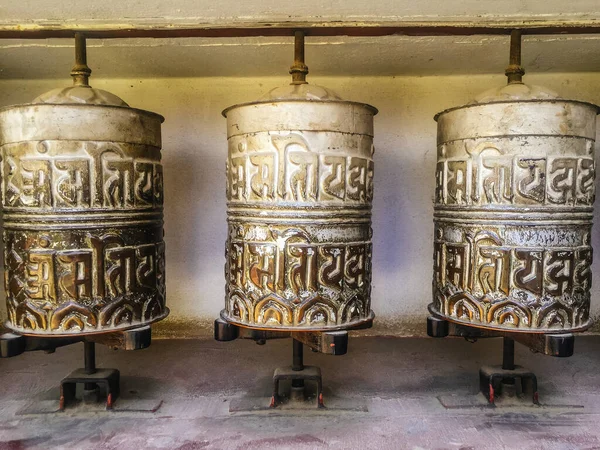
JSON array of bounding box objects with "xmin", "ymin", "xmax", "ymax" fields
[
  {"xmin": 271, "ymin": 338, "xmax": 324, "ymax": 408},
  {"xmin": 0, "ymin": 325, "xmax": 152, "ymax": 410},
  {"xmin": 479, "ymin": 337, "xmax": 539, "ymax": 405},
  {"xmin": 215, "ymin": 317, "xmax": 369, "ymax": 408},
  {"xmin": 60, "ymin": 342, "xmax": 121, "ymax": 410},
  {"xmin": 427, "ymin": 315, "xmax": 574, "ymax": 405}
]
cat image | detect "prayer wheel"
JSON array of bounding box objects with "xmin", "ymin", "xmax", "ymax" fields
[
  {"xmin": 431, "ymin": 48, "xmax": 598, "ymax": 333},
  {"xmin": 220, "ymin": 38, "xmax": 377, "ymax": 331},
  {"xmin": 0, "ymin": 36, "xmax": 167, "ymax": 335}
]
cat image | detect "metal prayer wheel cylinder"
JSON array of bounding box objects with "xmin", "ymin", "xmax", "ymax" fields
[
  {"xmin": 0, "ymin": 85, "xmax": 167, "ymax": 335},
  {"xmin": 221, "ymin": 85, "xmax": 377, "ymax": 331},
  {"xmin": 431, "ymin": 83, "xmax": 599, "ymax": 333}
]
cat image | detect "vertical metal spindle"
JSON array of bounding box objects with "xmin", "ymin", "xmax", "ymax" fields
[
  {"xmin": 289, "ymin": 31, "xmax": 309, "ymax": 85},
  {"xmin": 291, "ymin": 338, "xmax": 305, "ymax": 388},
  {"xmin": 502, "ymin": 337, "xmax": 515, "ymax": 371},
  {"xmin": 84, "ymin": 341, "xmax": 97, "ymax": 391},
  {"xmin": 71, "ymin": 33, "xmax": 92, "ymax": 86},
  {"xmin": 505, "ymin": 29, "xmax": 525, "ymax": 84}
]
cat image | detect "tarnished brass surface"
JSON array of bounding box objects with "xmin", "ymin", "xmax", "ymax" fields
[
  {"xmin": 221, "ymin": 96, "xmax": 377, "ymax": 331},
  {"xmin": 0, "ymin": 97, "xmax": 167, "ymax": 335},
  {"xmin": 432, "ymin": 86, "xmax": 598, "ymax": 333}
]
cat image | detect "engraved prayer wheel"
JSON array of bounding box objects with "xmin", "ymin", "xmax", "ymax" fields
[
  {"xmin": 221, "ymin": 77, "xmax": 377, "ymax": 331},
  {"xmin": 431, "ymin": 81, "xmax": 599, "ymax": 333},
  {"xmin": 0, "ymin": 37, "xmax": 167, "ymax": 335}
]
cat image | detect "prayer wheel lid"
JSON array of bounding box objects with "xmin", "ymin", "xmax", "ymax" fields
[
  {"xmin": 434, "ymin": 82, "xmax": 600, "ymax": 121},
  {"xmin": 32, "ymin": 85, "xmax": 129, "ymax": 107},
  {"xmin": 259, "ymin": 83, "xmax": 343, "ymax": 102},
  {"xmin": 469, "ymin": 82, "xmax": 559, "ymax": 104},
  {"xmin": 222, "ymin": 82, "xmax": 378, "ymax": 117}
]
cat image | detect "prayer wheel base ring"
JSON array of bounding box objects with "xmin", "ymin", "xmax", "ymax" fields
[
  {"xmin": 218, "ymin": 310, "xmax": 374, "ymax": 334},
  {"xmin": 427, "ymin": 304, "xmax": 590, "ymax": 335},
  {"xmin": 3, "ymin": 308, "xmax": 169, "ymax": 339}
]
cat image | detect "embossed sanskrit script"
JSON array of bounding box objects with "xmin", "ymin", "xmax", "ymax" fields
[{"xmin": 1, "ymin": 139, "xmax": 166, "ymax": 334}]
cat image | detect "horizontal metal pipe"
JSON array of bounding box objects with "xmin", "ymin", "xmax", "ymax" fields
[{"xmin": 1, "ymin": 22, "xmax": 600, "ymax": 39}]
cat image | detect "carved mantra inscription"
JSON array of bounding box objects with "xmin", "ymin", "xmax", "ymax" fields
[
  {"xmin": 1, "ymin": 139, "xmax": 166, "ymax": 334},
  {"xmin": 226, "ymin": 133, "xmax": 374, "ymax": 204},
  {"xmin": 224, "ymin": 130, "xmax": 374, "ymax": 329},
  {"xmin": 432, "ymin": 135, "xmax": 596, "ymax": 332},
  {"xmin": 1, "ymin": 141, "xmax": 163, "ymax": 210},
  {"xmin": 435, "ymin": 147, "xmax": 595, "ymax": 207},
  {"xmin": 433, "ymin": 226, "xmax": 591, "ymax": 330},
  {"xmin": 226, "ymin": 225, "xmax": 372, "ymax": 328}
]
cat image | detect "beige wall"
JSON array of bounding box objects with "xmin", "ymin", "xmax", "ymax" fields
[
  {"xmin": 1, "ymin": 72, "xmax": 600, "ymax": 335},
  {"xmin": 1, "ymin": 0, "xmax": 598, "ymax": 26}
]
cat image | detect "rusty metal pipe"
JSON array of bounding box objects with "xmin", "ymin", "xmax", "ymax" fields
[
  {"xmin": 505, "ymin": 29, "xmax": 524, "ymax": 84},
  {"xmin": 289, "ymin": 30, "xmax": 308, "ymax": 84},
  {"xmin": 71, "ymin": 33, "xmax": 91, "ymax": 86}
]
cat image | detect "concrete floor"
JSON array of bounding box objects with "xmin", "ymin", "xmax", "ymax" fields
[{"xmin": 1, "ymin": 335, "xmax": 600, "ymax": 450}]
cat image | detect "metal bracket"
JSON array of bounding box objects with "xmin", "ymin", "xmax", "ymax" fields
[
  {"xmin": 427, "ymin": 316, "xmax": 574, "ymax": 404},
  {"xmin": 479, "ymin": 365, "xmax": 538, "ymax": 405},
  {"xmin": 214, "ymin": 318, "xmax": 349, "ymax": 355},
  {"xmin": 60, "ymin": 367, "xmax": 120, "ymax": 410},
  {"xmin": 0, "ymin": 325, "xmax": 152, "ymax": 358},
  {"xmin": 426, "ymin": 316, "xmax": 574, "ymax": 357},
  {"xmin": 271, "ymin": 365, "xmax": 323, "ymax": 408}
]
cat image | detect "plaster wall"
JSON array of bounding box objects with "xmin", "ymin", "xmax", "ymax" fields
[
  {"xmin": 1, "ymin": 72, "xmax": 600, "ymax": 335},
  {"xmin": 2, "ymin": 0, "xmax": 599, "ymax": 25}
]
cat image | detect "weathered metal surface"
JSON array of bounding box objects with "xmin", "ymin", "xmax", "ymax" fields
[
  {"xmin": 0, "ymin": 66, "xmax": 167, "ymax": 335},
  {"xmin": 221, "ymin": 91, "xmax": 377, "ymax": 331},
  {"xmin": 431, "ymin": 85, "xmax": 599, "ymax": 333},
  {"xmin": 5, "ymin": 20, "xmax": 600, "ymax": 39}
]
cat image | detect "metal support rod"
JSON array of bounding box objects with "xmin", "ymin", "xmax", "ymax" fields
[
  {"xmin": 505, "ymin": 29, "xmax": 525, "ymax": 84},
  {"xmin": 289, "ymin": 31, "xmax": 309, "ymax": 85},
  {"xmin": 292, "ymin": 338, "xmax": 304, "ymax": 371},
  {"xmin": 71, "ymin": 32, "xmax": 91, "ymax": 86},
  {"xmin": 291, "ymin": 338, "xmax": 304, "ymax": 388},
  {"xmin": 84, "ymin": 341, "xmax": 97, "ymax": 391},
  {"xmin": 502, "ymin": 337, "xmax": 515, "ymax": 371}
]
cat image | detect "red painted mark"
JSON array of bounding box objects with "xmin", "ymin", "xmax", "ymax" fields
[
  {"xmin": 488, "ymin": 383, "xmax": 495, "ymax": 404},
  {"xmin": 269, "ymin": 396, "xmax": 276, "ymax": 408},
  {"xmin": 107, "ymin": 393, "xmax": 113, "ymax": 410},
  {"xmin": 330, "ymin": 343, "xmax": 335, "ymax": 347},
  {"xmin": 533, "ymin": 391, "xmax": 539, "ymax": 404},
  {"xmin": 59, "ymin": 395, "xmax": 65, "ymax": 411},
  {"xmin": 318, "ymin": 393, "xmax": 325, "ymax": 408}
]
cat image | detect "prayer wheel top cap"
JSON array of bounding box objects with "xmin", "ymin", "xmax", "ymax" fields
[
  {"xmin": 221, "ymin": 82, "xmax": 377, "ymax": 140},
  {"xmin": 0, "ymin": 84, "xmax": 164, "ymax": 147},
  {"xmin": 32, "ymin": 85, "xmax": 129, "ymax": 107},
  {"xmin": 470, "ymin": 82, "xmax": 559, "ymax": 104},
  {"xmin": 435, "ymin": 82, "xmax": 600, "ymax": 122},
  {"xmin": 222, "ymin": 82, "xmax": 378, "ymax": 117},
  {"xmin": 260, "ymin": 83, "xmax": 343, "ymax": 102}
]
